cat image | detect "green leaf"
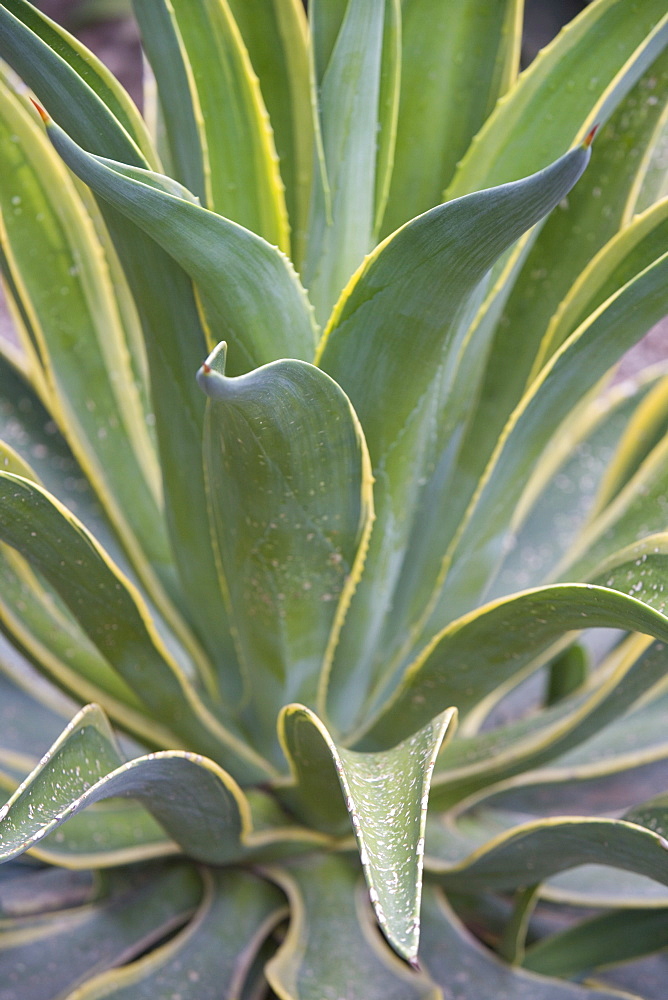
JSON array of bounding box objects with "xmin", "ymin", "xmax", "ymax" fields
[
  {"xmin": 0, "ymin": 704, "xmax": 252, "ymax": 866},
  {"xmin": 67, "ymin": 869, "xmax": 285, "ymax": 999},
  {"xmin": 446, "ymin": 0, "xmax": 668, "ymax": 198},
  {"xmin": 199, "ymin": 349, "xmax": 373, "ymax": 743},
  {"xmin": 0, "ymin": 0, "xmax": 156, "ymax": 166},
  {"xmin": 358, "ymin": 582, "xmax": 668, "ymax": 749},
  {"xmin": 0, "ymin": 12, "xmax": 244, "ymax": 700},
  {"xmin": 419, "ymin": 884, "xmax": 630, "ymax": 999},
  {"xmin": 318, "ymin": 142, "xmax": 591, "ymax": 731},
  {"xmin": 40, "ymin": 113, "xmax": 318, "ymax": 374},
  {"xmin": 135, "ymin": 0, "xmax": 290, "ymax": 252},
  {"xmin": 524, "ymin": 906, "xmax": 668, "ymax": 979},
  {"xmin": 0, "ymin": 77, "xmax": 170, "ymax": 594},
  {"xmin": 426, "ymin": 808, "xmax": 668, "ymax": 895},
  {"xmin": 560, "ymin": 436, "xmax": 668, "ymax": 582},
  {"xmin": 0, "ymin": 863, "xmax": 202, "ymax": 999},
  {"xmin": 227, "ymin": 0, "xmax": 313, "ymax": 268},
  {"xmin": 466, "ymin": 48, "xmax": 668, "ymax": 473},
  {"xmin": 423, "ymin": 249, "xmax": 668, "ymax": 635},
  {"xmin": 381, "ymin": 0, "xmax": 522, "ymax": 236},
  {"xmin": 429, "ymin": 635, "xmax": 668, "ymax": 809},
  {"xmin": 303, "ymin": 0, "xmax": 401, "ymax": 324},
  {"xmin": 265, "ymin": 854, "xmax": 441, "ymax": 999},
  {"xmin": 0, "ymin": 472, "xmax": 271, "ymax": 778},
  {"xmin": 278, "ymin": 703, "xmax": 456, "ymax": 963},
  {"xmin": 536, "ymin": 196, "xmax": 668, "ymax": 374},
  {"xmin": 488, "ymin": 371, "xmax": 668, "ymax": 598}
]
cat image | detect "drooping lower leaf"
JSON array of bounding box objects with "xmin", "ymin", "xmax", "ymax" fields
[
  {"xmin": 67, "ymin": 868, "xmax": 285, "ymax": 1000},
  {"xmin": 265, "ymin": 854, "xmax": 441, "ymax": 999},
  {"xmin": 0, "ymin": 704, "xmax": 251, "ymax": 866},
  {"xmin": 419, "ymin": 884, "xmax": 630, "ymax": 1000},
  {"xmin": 0, "ymin": 862, "xmax": 202, "ymax": 999}
]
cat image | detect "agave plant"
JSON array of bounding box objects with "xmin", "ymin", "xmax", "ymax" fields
[{"xmin": 0, "ymin": 0, "xmax": 668, "ymax": 996}]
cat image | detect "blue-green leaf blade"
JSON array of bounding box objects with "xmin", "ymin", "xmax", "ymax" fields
[
  {"xmin": 199, "ymin": 352, "xmax": 373, "ymax": 749},
  {"xmin": 317, "ymin": 144, "xmax": 592, "ymax": 730}
]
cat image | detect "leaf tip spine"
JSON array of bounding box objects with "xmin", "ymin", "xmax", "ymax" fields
[
  {"xmin": 408, "ymin": 956, "xmax": 422, "ymax": 972},
  {"xmin": 582, "ymin": 123, "xmax": 599, "ymax": 149},
  {"xmin": 29, "ymin": 98, "xmax": 50, "ymax": 125}
]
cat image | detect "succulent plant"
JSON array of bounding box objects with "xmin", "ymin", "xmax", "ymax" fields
[{"xmin": 0, "ymin": 0, "xmax": 668, "ymax": 996}]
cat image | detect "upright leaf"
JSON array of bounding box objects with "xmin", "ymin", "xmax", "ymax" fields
[
  {"xmin": 279, "ymin": 704, "xmax": 456, "ymax": 963},
  {"xmin": 199, "ymin": 347, "xmax": 373, "ymax": 752},
  {"xmin": 303, "ymin": 0, "xmax": 400, "ymax": 324},
  {"xmin": 0, "ymin": 12, "xmax": 245, "ymax": 702},
  {"xmin": 381, "ymin": 0, "xmax": 522, "ymax": 236},
  {"xmin": 446, "ymin": 0, "xmax": 668, "ymax": 198},
  {"xmin": 0, "ymin": 79, "xmax": 169, "ymax": 596},
  {"xmin": 467, "ymin": 47, "xmax": 668, "ymax": 476},
  {"xmin": 227, "ymin": 0, "xmax": 313, "ymax": 267},
  {"xmin": 318, "ymin": 144, "xmax": 591, "ymax": 730},
  {"xmin": 420, "ymin": 250, "xmax": 668, "ymax": 640},
  {"xmin": 135, "ymin": 0, "xmax": 290, "ymax": 252}
]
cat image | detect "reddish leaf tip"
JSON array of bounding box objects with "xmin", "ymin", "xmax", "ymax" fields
[
  {"xmin": 408, "ymin": 956, "xmax": 422, "ymax": 972},
  {"xmin": 29, "ymin": 98, "xmax": 50, "ymax": 125},
  {"xmin": 201, "ymin": 362, "xmax": 212, "ymax": 374},
  {"xmin": 582, "ymin": 123, "xmax": 599, "ymax": 149}
]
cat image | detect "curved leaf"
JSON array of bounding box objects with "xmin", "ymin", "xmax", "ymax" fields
[
  {"xmin": 199, "ymin": 348, "xmax": 373, "ymax": 741},
  {"xmin": 318, "ymin": 142, "xmax": 591, "ymax": 730},
  {"xmin": 359, "ymin": 582, "xmax": 668, "ymax": 749},
  {"xmin": 420, "ymin": 884, "xmax": 632, "ymax": 1000},
  {"xmin": 430, "ymin": 634, "xmax": 668, "ymax": 809},
  {"xmin": 426, "ymin": 809, "xmax": 668, "ymax": 894},
  {"xmin": 0, "ymin": 863, "xmax": 202, "ymax": 1000},
  {"xmin": 0, "ymin": 471, "xmax": 271, "ymax": 778},
  {"xmin": 0, "ymin": 704, "xmax": 251, "ymax": 866},
  {"xmin": 39, "ymin": 111, "xmax": 318, "ymax": 374},
  {"xmin": 278, "ymin": 703, "xmax": 456, "ymax": 962},
  {"xmin": 68, "ymin": 869, "xmax": 285, "ymax": 999}
]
